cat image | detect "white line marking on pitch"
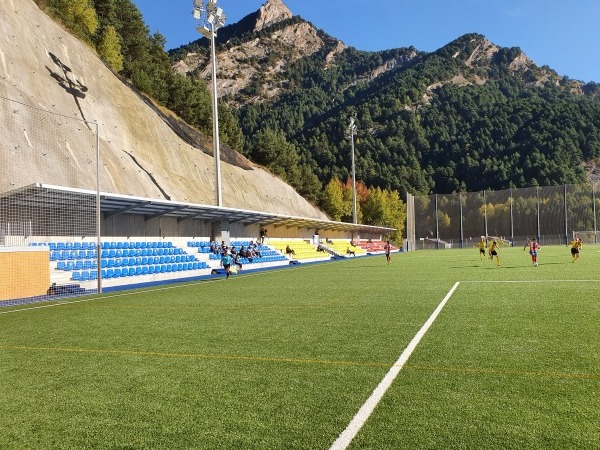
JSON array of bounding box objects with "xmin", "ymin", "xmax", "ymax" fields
[
  {"xmin": 329, "ymin": 281, "xmax": 461, "ymax": 450},
  {"xmin": 0, "ymin": 265, "xmax": 313, "ymax": 315},
  {"xmin": 463, "ymin": 279, "xmax": 600, "ymax": 283}
]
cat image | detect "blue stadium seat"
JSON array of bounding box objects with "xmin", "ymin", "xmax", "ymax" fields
[
  {"xmin": 148, "ymin": 266, "xmax": 155, "ymax": 274},
  {"xmin": 135, "ymin": 267, "xmax": 142, "ymax": 276},
  {"xmin": 80, "ymin": 271, "xmax": 90, "ymax": 281},
  {"xmin": 57, "ymin": 261, "xmax": 66, "ymax": 270},
  {"xmin": 112, "ymin": 268, "xmax": 120, "ymax": 278},
  {"xmin": 141, "ymin": 266, "xmax": 149, "ymax": 275},
  {"xmin": 71, "ymin": 271, "xmax": 81, "ymax": 281}
]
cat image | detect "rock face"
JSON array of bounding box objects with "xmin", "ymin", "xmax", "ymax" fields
[
  {"xmin": 174, "ymin": 0, "xmax": 347, "ymax": 103},
  {"xmin": 0, "ymin": 0, "xmax": 328, "ymax": 220},
  {"xmin": 255, "ymin": 0, "xmax": 293, "ymax": 31}
]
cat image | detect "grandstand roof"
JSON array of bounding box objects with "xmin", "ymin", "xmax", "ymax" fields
[{"xmin": 2, "ymin": 184, "xmax": 395, "ymax": 235}]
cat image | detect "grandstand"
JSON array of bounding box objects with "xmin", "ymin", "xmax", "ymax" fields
[
  {"xmin": 355, "ymin": 239, "xmax": 398, "ymax": 254},
  {"xmin": 324, "ymin": 239, "xmax": 367, "ymax": 258},
  {"xmin": 269, "ymin": 239, "xmax": 332, "ymax": 263},
  {"xmin": 0, "ymin": 184, "xmax": 394, "ymax": 304}
]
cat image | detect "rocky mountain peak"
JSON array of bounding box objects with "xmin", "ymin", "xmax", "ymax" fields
[{"xmin": 255, "ymin": 0, "xmax": 293, "ymax": 32}]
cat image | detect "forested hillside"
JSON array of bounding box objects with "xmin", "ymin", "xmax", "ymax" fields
[{"xmin": 235, "ymin": 34, "xmax": 600, "ymax": 198}]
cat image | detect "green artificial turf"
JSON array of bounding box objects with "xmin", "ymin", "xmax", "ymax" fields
[{"xmin": 1, "ymin": 245, "xmax": 598, "ymax": 449}]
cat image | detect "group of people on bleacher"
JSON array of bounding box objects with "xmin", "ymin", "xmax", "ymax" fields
[{"xmin": 219, "ymin": 240, "xmax": 264, "ymax": 278}]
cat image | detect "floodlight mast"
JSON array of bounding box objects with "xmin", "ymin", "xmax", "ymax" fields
[
  {"xmin": 349, "ymin": 116, "xmax": 358, "ymax": 225},
  {"xmin": 193, "ymin": 0, "xmax": 226, "ymax": 207}
]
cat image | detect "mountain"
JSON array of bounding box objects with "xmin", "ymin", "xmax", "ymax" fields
[
  {"xmin": 0, "ymin": 0, "xmax": 327, "ymax": 219},
  {"xmin": 171, "ymin": 0, "xmax": 600, "ymax": 196},
  {"xmin": 171, "ymin": 0, "xmax": 347, "ymax": 104}
]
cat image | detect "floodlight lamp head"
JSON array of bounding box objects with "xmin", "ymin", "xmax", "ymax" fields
[
  {"xmin": 193, "ymin": 8, "xmax": 201, "ymax": 20},
  {"xmin": 197, "ymin": 25, "xmax": 211, "ymax": 38},
  {"xmin": 216, "ymin": 12, "xmax": 226, "ymax": 28},
  {"xmin": 207, "ymin": 0, "xmax": 217, "ymax": 13}
]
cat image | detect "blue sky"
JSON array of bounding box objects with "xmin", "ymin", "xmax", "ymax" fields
[{"xmin": 132, "ymin": 0, "xmax": 600, "ymax": 83}]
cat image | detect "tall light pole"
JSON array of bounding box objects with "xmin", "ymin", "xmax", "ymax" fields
[
  {"xmin": 348, "ymin": 116, "xmax": 358, "ymax": 224},
  {"xmin": 193, "ymin": 0, "xmax": 226, "ymax": 207}
]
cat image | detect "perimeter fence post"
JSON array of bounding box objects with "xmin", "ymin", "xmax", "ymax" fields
[
  {"xmin": 459, "ymin": 192, "xmax": 463, "ymax": 249},
  {"xmin": 564, "ymin": 184, "xmax": 569, "ymax": 245},
  {"xmin": 536, "ymin": 187, "xmax": 541, "ymax": 243},
  {"xmin": 435, "ymin": 194, "xmax": 439, "ymax": 250},
  {"xmin": 509, "ymin": 188, "xmax": 514, "ymax": 246},
  {"xmin": 593, "ymin": 183, "xmax": 598, "ymax": 244}
]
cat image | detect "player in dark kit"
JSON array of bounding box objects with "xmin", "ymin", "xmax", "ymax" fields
[
  {"xmin": 567, "ymin": 237, "xmax": 582, "ymax": 262},
  {"xmin": 476, "ymin": 236, "xmax": 486, "ymax": 261}
]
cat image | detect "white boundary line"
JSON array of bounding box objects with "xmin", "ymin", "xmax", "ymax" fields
[
  {"xmin": 329, "ymin": 281, "xmax": 461, "ymax": 450},
  {"xmin": 463, "ymin": 279, "xmax": 600, "ymax": 283},
  {"xmin": 0, "ymin": 263, "xmax": 319, "ymax": 315}
]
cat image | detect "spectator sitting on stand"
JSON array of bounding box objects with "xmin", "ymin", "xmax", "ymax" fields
[
  {"xmin": 285, "ymin": 245, "xmax": 296, "ymax": 256},
  {"xmin": 230, "ymin": 247, "xmax": 243, "ymax": 271},
  {"xmin": 346, "ymin": 247, "xmax": 356, "ymax": 257},
  {"xmin": 246, "ymin": 246, "xmax": 255, "ymax": 263}
]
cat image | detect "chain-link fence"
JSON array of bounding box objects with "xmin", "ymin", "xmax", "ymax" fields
[
  {"xmin": 407, "ymin": 184, "xmax": 600, "ymax": 250},
  {"xmin": 1, "ymin": 97, "xmax": 100, "ymax": 303}
]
